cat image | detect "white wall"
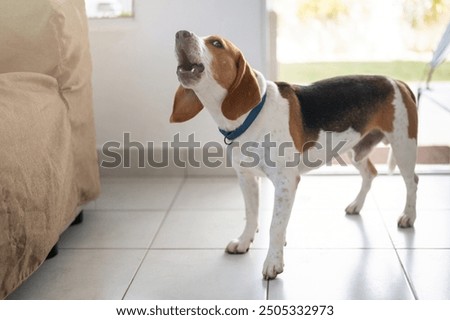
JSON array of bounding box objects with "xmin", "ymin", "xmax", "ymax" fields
[{"xmin": 88, "ymin": 0, "xmax": 267, "ymax": 148}]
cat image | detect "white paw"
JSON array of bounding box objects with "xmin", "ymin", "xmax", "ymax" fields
[
  {"xmin": 398, "ymin": 213, "xmax": 415, "ymax": 228},
  {"xmin": 345, "ymin": 200, "xmax": 362, "ymax": 215},
  {"xmin": 225, "ymin": 238, "xmax": 252, "ymax": 254},
  {"xmin": 262, "ymin": 253, "xmax": 284, "ymax": 280}
]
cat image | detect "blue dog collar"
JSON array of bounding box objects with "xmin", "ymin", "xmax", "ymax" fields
[{"xmin": 219, "ymin": 92, "xmax": 267, "ymax": 145}]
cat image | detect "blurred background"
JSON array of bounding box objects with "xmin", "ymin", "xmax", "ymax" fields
[{"xmin": 84, "ymin": 0, "xmax": 449, "ymax": 170}]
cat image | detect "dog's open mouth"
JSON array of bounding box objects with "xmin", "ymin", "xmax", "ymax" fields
[
  {"xmin": 176, "ymin": 49, "xmax": 204, "ymax": 77},
  {"xmin": 177, "ymin": 62, "xmax": 205, "ymax": 74}
]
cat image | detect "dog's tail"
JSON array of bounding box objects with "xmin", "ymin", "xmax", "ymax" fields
[{"xmin": 387, "ymin": 147, "xmax": 396, "ymax": 174}]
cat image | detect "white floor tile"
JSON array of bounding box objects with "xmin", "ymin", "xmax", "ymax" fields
[
  {"xmin": 415, "ymin": 175, "xmax": 450, "ymax": 210},
  {"xmin": 151, "ymin": 209, "xmax": 268, "ymax": 249},
  {"xmin": 285, "ymin": 209, "xmax": 392, "ymax": 248},
  {"xmin": 8, "ymin": 249, "xmax": 146, "ymax": 300},
  {"xmin": 372, "ymin": 175, "xmax": 450, "ymax": 211},
  {"xmin": 124, "ymin": 249, "xmax": 267, "ymax": 300},
  {"xmin": 398, "ymin": 249, "xmax": 450, "ymax": 299},
  {"xmin": 9, "ymin": 174, "xmax": 450, "ymax": 300},
  {"xmin": 172, "ymin": 177, "xmax": 244, "ymax": 210},
  {"xmin": 95, "ymin": 177, "xmax": 183, "ymax": 210},
  {"xmin": 59, "ymin": 210, "xmax": 166, "ymax": 249},
  {"xmin": 293, "ymin": 175, "xmax": 379, "ymax": 211},
  {"xmin": 383, "ymin": 210, "xmax": 450, "ymax": 249},
  {"xmin": 268, "ymin": 249, "xmax": 414, "ymax": 300}
]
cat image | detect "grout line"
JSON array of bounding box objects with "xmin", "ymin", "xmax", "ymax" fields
[
  {"xmin": 373, "ymin": 192, "xmax": 419, "ymax": 300},
  {"xmin": 120, "ymin": 176, "xmax": 188, "ymax": 300},
  {"xmin": 393, "ymin": 248, "xmax": 419, "ymax": 300}
]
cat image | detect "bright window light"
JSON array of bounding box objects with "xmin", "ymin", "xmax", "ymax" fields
[{"xmin": 85, "ymin": 0, "xmax": 133, "ymax": 18}]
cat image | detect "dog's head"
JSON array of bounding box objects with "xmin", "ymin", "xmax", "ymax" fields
[{"xmin": 170, "ymin": 30, "xmax": 261, "ymax": 123}]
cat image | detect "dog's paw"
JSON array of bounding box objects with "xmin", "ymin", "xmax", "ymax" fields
[
  {"xmin": 225, "ymin": 238, "xmax": 252, "ymax": 254},
  {"xmin": 345, "ymin": 200, "xmax": 362, "ymax": 215},
  {"xmin": 262, "ymin": 253, "xmax": 284, "ymax": 280},
  {"xmin": 398, "ymin": 213, "xmax": 415, "ymax": 228}
]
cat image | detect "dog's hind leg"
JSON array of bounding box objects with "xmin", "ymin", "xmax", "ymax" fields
[
  {"xmin": 346, "ymin": 154, "xmax": 377, "ymax": 215},
  {"xmin": 345, "ymin": 130, "xmax": 383, "ymax": 215},
  {"xmin": 226, "ymin": 172, "xmax": 260, "ymax": 254},
  {"xmin": 389, "ymin": 137, "xmax": 418, "ymax": 228},
  {"xmin": 387, "ymin": 79, "xmax": 419, "ymax": 228}
]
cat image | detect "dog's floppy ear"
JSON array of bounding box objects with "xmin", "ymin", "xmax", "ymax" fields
[
  {"xmin": 170, "ymin": 86, "xmax": 204, "ymax": 123},
  {"xmin": 221, "ymin": 53, "xmax": 261, "ymax": 121}
]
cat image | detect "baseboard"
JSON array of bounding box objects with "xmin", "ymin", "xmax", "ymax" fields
[
  {"xmin": 97, "ymin": 146, "xmax": 450, "ymax": 177},
  {"xmin": 97, "ymin": 146, "xmax": 235, "ymax": 177}
]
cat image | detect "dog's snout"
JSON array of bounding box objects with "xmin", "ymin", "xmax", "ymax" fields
[{"xmin": 176, "ymin": 30, "xmax": 193, "ymax": 40}]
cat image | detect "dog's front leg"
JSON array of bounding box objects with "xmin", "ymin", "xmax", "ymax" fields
[
  {"xmin": 263, "ymin": 174, "xmax": 300, "ymax": 280},
  {"xmin": 226, "ymin": 172, "xmax": 260, "ymax": 254}
]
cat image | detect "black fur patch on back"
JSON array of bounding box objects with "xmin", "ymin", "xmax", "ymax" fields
[{"xmin": 277, "ymin": 75, "xmax": 393, "ymax": 133}]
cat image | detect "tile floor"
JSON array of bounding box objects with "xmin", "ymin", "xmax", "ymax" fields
[{"xmin": 8, "ymin": 173, "xmax": 450, "ymax": 300}]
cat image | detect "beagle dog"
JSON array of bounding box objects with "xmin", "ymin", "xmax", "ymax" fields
[{"xmin": 171, "ymin": 30, "xmax": 418, "ymax": 280}]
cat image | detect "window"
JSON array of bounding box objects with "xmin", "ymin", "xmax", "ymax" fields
[
  {"xmin": 268, "ymin": 0, "xmax": 450, "ymax": 168},
  {"xmin": 85, "ymin": 0, "xmax": 133, "ymax": 18}
]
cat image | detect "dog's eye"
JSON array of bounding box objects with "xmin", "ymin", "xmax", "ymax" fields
[{"xmin": 211, "ymin": 40, "xmax": 223, "ymax": 48}]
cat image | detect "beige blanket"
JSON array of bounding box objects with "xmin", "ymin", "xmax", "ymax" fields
[{"xmin": 0, "ymin": 0, "xmax": 100, "ymax": 299}]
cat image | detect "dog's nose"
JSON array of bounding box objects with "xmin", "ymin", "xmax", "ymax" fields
[{"xmin": 176, "ymin": 30, "xmax": 193, "ymax": 40}]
